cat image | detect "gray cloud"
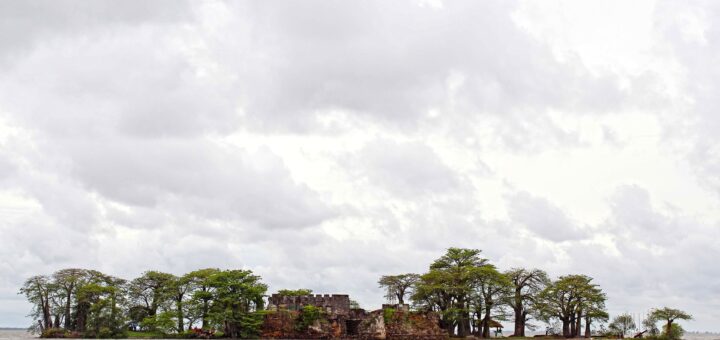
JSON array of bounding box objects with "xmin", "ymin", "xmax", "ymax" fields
[
  {"xmin": 508, "ymin": 191, "xmax": 587, "ymax": 242},
  {"xmin": 0, "ymin": 0, "xmax": 718, "ymax": 332}
]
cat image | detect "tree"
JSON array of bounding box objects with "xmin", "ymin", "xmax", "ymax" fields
[
  {"xmin": 19, "ymin": 275, "xmax": 54, "ymax": 332},
  {"xmin": 184, "ymin": 268, "xmax": 220, "ymax": 329},
  {"xmin": 609, "ymin": 313, "xmax": 635, "ymax": 338},
  {"xmin": 649, "ymin": 307, "xmax": 692, "ymax": 340},
  {"xmin": 378, "ymin": 274, "xmax": 419, "ymax": 305},
  {"xmin": 470, "ymin": 265, "xmax": 512, "ymax": 338},
  {"xmin": 413, "ymin": 248, "xmax": 489, "ymax": 337},
  {"xmin": 504, "ymin": 268, "xmax": 549, "ymax": 337},
  {"xmin": 127, "ymin": 271, "xmax": 175, "ymax": 331},
  {"xmin": 169, "ymin": 274, "xmax": 192, "ymax": 333},
  {"xmin": 207, "ymin": 269, "xmax": 267, "ymax": 339},
  {"xmin": 74, "ymin": 271, "xmax": 127, "ymax": 337},
  {"xmin": 51, "ymin": 269, "xmax": 87, "ymax": 330},
  {"xmin": 583, "ymin": 301, "xmax": 608, "ymax": 337},
  {"xmin": 642, "ymin": 315, "xmax": 659, "ymax": 336},
  {"xmin": 536, "ymin": 275, "xmax": 606, "ymax": 338}
]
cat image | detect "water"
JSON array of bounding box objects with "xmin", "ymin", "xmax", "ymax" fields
[
  {"xmin": 0, "ymin": 330, "xmax": 32, "ymax": 339},
  {"xmin": 0, "ymin": 328, "xmax": 717, "ymax": 340}
]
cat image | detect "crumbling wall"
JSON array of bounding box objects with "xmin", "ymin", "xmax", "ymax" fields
[
  {"xmin": 268, "ymin": 294, "xmax": 351, "ymax": 316},
  {"xmin": 381, "ymin": 309, "xmax": 447, "ymax": 340},
  {"xmin": 262, "ymin": 301, "xmax": 447, "ymax": 340}
]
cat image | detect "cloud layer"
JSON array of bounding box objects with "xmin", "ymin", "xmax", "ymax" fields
[{"xmin": 1, "ymin": 0, "xmax": 719, "ymax": 331}]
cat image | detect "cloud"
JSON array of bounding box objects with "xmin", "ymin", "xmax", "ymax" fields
[
  {"xmin": 0, "ymin": 0, "xmax": 719, "ymax": 332},
  {"xmin": 508, "ymin": 191, "xmax": 586, "ymax": 242},
  {"xmin": 352, "ymin": 139, "xmax": 461, "ymax": 197}
]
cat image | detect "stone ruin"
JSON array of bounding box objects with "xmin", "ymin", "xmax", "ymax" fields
[
  {"xmin": 267, "ymin": 294, "xmax": 351, "ymax": 316},
  {"xmin": 262, "ymin": 294, "xmax": 447, "ymax": 339}
]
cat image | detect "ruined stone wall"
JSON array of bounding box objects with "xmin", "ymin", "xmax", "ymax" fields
[{"xmin": 268, "ymin": 294, "xmax": 351, "ymax": 316}]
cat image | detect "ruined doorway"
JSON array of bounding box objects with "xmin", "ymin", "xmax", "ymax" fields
[{"xmin": 346, "ymin": 320, "xmax": 361, "ymax": 335}]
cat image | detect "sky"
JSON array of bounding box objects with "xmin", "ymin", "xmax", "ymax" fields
[{"xmin": 0, "ymin": 0, "xmax": 719, "ymax": 332}]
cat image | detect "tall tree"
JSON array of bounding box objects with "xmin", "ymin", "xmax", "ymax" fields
[
  {"xmin": 424, "ymin": 247, "xmax": 489, "ymax": 337},
  {"xmin": 52, "ymin": 268, "xmax": 86, "ymax": 330},
  {"xmin": 127, "ymin": 271, "xmax": 175, "ymax": 330},
  {"xmin": 19, "ymin": 275, "xmax": 54, "ymax": 332},
  {"xmin": 471, "ymin": 265, "xmax": 512, "ymax": 338},
  {"xmin": 649, "ymin": 307, "xmax": 692, "ymax": 339},
  {"xmin": 169, "ymin": 274, "xmax": 192, "ymax": 333},
  {"xmin": 207, "ymin": 269, "xmax": 267, "ymax": 339},
  {"xmin": 504, "ymin": 268, "xmax": 549, "ymax": 337},
  {"xmin": 536, "ymin": 275, "xmax": 605, "ymax": 338},
  {"xmin": 582, "ymin": 295, "xmax": 608, "ymax": 338},
  {"xmin": 184, "ymin": 268, "xmax": 220, "ymax": 329},
  {"xmin": 378, "ymin": 273, "xmax": 419, "ymax": 305}
]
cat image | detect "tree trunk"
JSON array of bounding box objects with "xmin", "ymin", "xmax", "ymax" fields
[
  {"xmin": 570, "ymin": 314, "xmax": 576, "ymax": 338},
  {"xmin": 43, "ymin": 297, "xmax": 52, "ymax": 330},
  {"xmin": 64, "ymin": 284, "xmax": 74, "ymax": 330},
  {"xmin": 562, "ymin": 320, "xmax": 570, "ymax": 338},
  {"xmin": 456, "ymin": 297, "xmax": 469, "ymax": 337},
  {"xmin": 512, "ymin": 305, "xmax": 523, "ymax": 336},
  {"xmin": 575, "ymin": 310, "xmax": 582, "ymax": 338},
  {"xmin": 584, "ymin": 317, "xmax": 591, "ymax": 338},
  {"xmin": 202, "ymin": 299, "xmax": 209, "ymax": 329},
  {"xmin": 482, "ymin": 305, "xmax": 492, "ymax": 338},
  {"xmin": 666, "ymin": 320, "xmax": 672, "ymax": 337},
  {"xmin": 176, "ymin": 297, "xmax": 184, "ymax": 333}
]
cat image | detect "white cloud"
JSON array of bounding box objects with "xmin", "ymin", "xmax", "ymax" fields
[{"xmin": 0, "ymin": 0, "xmax": 719, "ymax": 332}]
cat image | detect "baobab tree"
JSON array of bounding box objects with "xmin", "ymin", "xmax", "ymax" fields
[
  {"xmin": 504, "ymin": 268, "xmax": 549, "ymax": 337},
  {"xmin": 649, "ymin": 307, "xmax": 692, "ymax": 339},
  {"xmin": 378, "ymin": 273, "xmax": 419, "ymax": 305}
]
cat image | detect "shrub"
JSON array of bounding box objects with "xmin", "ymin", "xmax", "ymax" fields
[
  {"xmin": 40, "ymin": 328, "xmax": 70, "ymax": 338},
  {"xmin": 383, "ymin": 308, "xmax": 396, "ymax": 324},
  {"xmin": 660, "ymin": 323, "xmax": 684, "ymax": 340},
  {"xmin": 295, "ymin": 305, "xmax": 323, "ymax": 332}
]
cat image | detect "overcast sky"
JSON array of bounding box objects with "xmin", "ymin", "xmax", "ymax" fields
[{"xmin": 1, "ymin": 0, "xmax": 719, "ymax": 332}]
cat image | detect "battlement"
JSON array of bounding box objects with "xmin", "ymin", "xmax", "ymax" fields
[{"xmin": 268, "ymin": 294, "xmax": 351, "ymax": 316}]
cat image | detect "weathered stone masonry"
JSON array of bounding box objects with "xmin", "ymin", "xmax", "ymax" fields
[{"xmin": 268, "ymin": 294, "xmax": 351, "ymax": 316}]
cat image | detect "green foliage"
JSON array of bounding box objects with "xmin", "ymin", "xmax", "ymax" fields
[
  {"xmin": 649, "ymin": 307, "xmax": 692, "ymax": 340},
  {"xmin": 239, "ymin": 311, "xmax": 267, "ymax": 338},
  {"xmin": 276, "ymin": 288, "xmax": 313, "ymax": 297},
  {"xmin": 378, "ymin": 274, "xmax": 419, "ymax": 304},
  {"xmin": 295, "ymin": 305, "xmax": 324, "ymax": 332},
  {"xmin": 140, "ymin": 311, "xmax": 177, "ymax": 334},
  {"xmin": 206, "ymin": 269, "xmax": 267, "ymax": 338},
  {"xmin": 660, "ymin": 323, "xmax": 685, "ymax": 340},
  {"xmin": 20, "ymin": 267, "xmax": 266, "ymax": 339},
  {"xmin": 349, "ymin": 299, "xmax": 361, "ymax": 309},
  {"xmin": 40, "ymin": 328, "xmax": 70, "ymax": 338},
  {"xmin": 383, "ymin": 308, "xmax": 396, "ymax": 324},
  {"xmin": 535, "ymin": 274, "xmax": 606, "ymax": 337}
]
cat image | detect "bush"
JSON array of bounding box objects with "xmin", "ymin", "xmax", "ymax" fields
[
  {"xmin": 383, "ymin": 308, "xmax": 396, "ymax": 324},
  {"xmin": 295, "ymin": 305, "xmax": 324, "ymax": 332},
  {"xmin": 140, "ymin": 312, "xmax": 176, "ymax": 334},
  {"xmin": 661, "ymin": 323, "xmax": 684, "ymax": 340},
  {"xmin": 239, "ymin": 311, "xmax": 266, "ymax": 338},
  {"xmin": 40, "ymin": 328, "xmax": 70, "ymax": 338}
]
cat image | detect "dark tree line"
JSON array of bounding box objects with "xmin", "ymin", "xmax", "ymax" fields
[{"xmin": 20, "ymin": 268, "xmax": 266, "ymax": 338}]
